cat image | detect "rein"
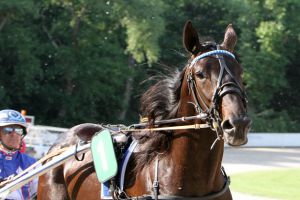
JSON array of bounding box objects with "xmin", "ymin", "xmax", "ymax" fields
[
  {"xmin": 122, "ymin": 123, "xmax": 210, "ymax": 132},
  {"xmin": 115, "ymin": 114, "xmax": 210, "ymax": 133},
  {"xmin": 131, "ymin": 114, "xmax": 208, "ymax": 128}
]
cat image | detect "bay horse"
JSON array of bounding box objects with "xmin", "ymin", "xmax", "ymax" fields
[{"xmin": 37, "ymin": 21, "xmax": 251, "ymax": 200}]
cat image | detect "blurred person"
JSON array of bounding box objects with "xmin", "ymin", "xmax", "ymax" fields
[{"xmin": 0, "ymin": 109, "xmax": 37, "ymax": 200}]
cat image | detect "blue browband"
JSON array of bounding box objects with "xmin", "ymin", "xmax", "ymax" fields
[{"xmin": 190, "ymin": 50, "xmax": 235, "ymax": 66}]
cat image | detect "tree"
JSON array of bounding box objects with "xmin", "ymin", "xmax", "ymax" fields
[
  {"xmin": 1, "ymin": 0, "xmax": 299, "ymax": 132},
  {"xmin": 0, "ymin": 0, "xmax": 167, "ymax": 126},
  {"xmin": 0, "ymin": 0, "xmax": 41, "ymax": 111},
  {"xmin": 234, "ymin": 0, "xmax": 300, "ymax": 131}
]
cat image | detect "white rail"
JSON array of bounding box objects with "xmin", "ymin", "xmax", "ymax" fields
[{"xmin": 225, "ymin": 133, "xmax": 300, "ymax": 147}]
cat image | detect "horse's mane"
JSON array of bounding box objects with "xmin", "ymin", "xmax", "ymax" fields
[
  {"xmin": 132, "ymin": 40, "xmax": 221, "ymax": 171},
  {"xmin": 132, "ymin": 66, "xmax": 186, "ymax": 171},
  {"xmin": 140, "ymin": 67, "xmax": 185, "ymax": 121}
]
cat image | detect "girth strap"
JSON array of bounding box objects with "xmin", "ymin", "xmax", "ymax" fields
[
  {"xmin": 127, "ymin": 167, "xmax": 230, "ymax": 200},
  {"xmin": 128, "ymin": 178, "xmax": 230, "ymax": 200}
]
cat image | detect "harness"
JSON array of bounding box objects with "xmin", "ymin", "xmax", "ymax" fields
[
  {"xmin": 110, "ymin": 140, "xmax": 230, "ymax": 200},
  {"xmin": 104, "ymin": 44, "xmax": 247, "ymax": 200}
]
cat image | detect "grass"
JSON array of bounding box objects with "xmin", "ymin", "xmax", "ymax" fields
[{"xmin": 230, "ymin": 168, "xmax": 300, "ymax": 200}]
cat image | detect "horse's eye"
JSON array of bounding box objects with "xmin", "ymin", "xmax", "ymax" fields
[{"xmin": 195, "ymin": 71, "xmax": 206, "ymax": 79}]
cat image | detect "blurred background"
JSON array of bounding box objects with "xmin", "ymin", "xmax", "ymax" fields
[
  {"xmin": 0, "ymin": 0, "xmax": 299, "ymax": 131},
  {"xmin": 0, "ymin": 0, "xmax": 299, "ymax": 199}
]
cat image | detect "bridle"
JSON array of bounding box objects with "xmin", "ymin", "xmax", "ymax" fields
[{"xmin": 187, "ymin": 43, "xmax": 247, "ymax": 145}]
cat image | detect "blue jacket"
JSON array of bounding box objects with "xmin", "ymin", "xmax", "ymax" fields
[{"xmin": 0, "ymin": 150, "xmax": 37, "ymax": 200}]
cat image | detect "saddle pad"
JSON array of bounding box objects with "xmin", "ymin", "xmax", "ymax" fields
[
  {"xmin": 91, "ymin": 129, "xmax": 118, "ymax": 183},
  {"xmin": 101, "ymin": 181, "xmax": 112, "ymax": 199}
]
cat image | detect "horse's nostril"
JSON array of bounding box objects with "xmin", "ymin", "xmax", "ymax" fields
[
  {"xmin": 222, "ymin": 119, "xmax": 234, "ymax": 130},
  {"xmin": 222, "ymin": 116, "xmax": 252, "ymax": 131}
]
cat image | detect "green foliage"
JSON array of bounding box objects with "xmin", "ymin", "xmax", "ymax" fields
[
  {"xmin": 113, "ymin": 0, "xmax": 165, "ymax": 63},
  {"xmin": 250, "ymin": 110, "xmax": 300, "ymax": 132},
  {"xmin": 0, "ymin": 0, "xmax": 299, "ymax": 131},
  {"xmin": 233, "ymin": 0, "xmax": 300, "ymax": 131},
  {"xmin": 0, "ymin": 0, "xmax": 130, "ymax": 126},
  {"xmin": 236, "ymin": 1, "xmax": 286, "ymax": 107},
  {"xmin": 0, "ymin": 1, "xmax": 41, "ymax": 108}
]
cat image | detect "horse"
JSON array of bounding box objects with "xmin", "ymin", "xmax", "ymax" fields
[{"xmin": 37, "ymin": 20, "xmax": 251, "ymax": 200}]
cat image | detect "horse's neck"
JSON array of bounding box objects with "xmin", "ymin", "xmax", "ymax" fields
[
  {"xmin": 156, "ymin": 128, "xmax": 225, "ymax": 196},
  {"xmin": 158, "ymin": 100, "xmax": 226, "ymax": 195},
  {"xmin": 174, "ymin": 128, "xmax": 223, "ymax": 175}
]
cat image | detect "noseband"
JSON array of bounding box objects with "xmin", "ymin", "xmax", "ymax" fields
[{"xmin": 187, "ymin": 44, "xmax": 247, "ymax": 141}]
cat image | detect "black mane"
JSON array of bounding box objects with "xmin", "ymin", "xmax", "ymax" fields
[
  {"xmin": 140, "ymin": 67, "xmax": 185, "ymax": 122},
  {"xmin": 133, "ymin": 66, "xmax": 186, "ymax": 171}
]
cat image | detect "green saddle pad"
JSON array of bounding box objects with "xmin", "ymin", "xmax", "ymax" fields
[{"xmin": 91, "ymin": 129, "xmax": 118, "ymax": 183}]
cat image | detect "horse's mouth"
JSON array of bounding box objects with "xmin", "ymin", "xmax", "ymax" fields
[
  {"xmin": 223, "ymin": 126, "xmax": 250, "ymax": 146},
  {"xmin": 221, "ymin": 115, "xmax": 251, "ymax": 146},
  {"xmin": 224, "ymin": 135, "xmax": 248, "ymax": 147}
]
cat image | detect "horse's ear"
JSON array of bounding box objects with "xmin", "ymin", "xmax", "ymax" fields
[
  {"xmin": 183, "ymin": 21, "xmax": 202, "ymax": 55},
  {"xmin": 221, "ymin": 24, "xmax": 237, "ymax": 52}
]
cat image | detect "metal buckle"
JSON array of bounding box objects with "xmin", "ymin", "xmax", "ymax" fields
[{"xmin": 153, "ymin": 180, "xmax": 159, "ymax": 188}]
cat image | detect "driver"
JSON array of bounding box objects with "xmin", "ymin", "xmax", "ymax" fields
[{"xmin": 0, "ymin": 109, "xmax": 37, "ymax": 200}]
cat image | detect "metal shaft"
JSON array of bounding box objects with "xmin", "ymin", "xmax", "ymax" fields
[{"xmin": 0, "ymin": 143, "xmax": 90, "ymax": 198}]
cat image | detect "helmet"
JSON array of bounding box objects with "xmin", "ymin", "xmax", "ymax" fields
[
  {"xmin": 0, "ymin": 110, "xmax": 27, "ymax": 151},
  {"xmin": 0, "ymin": 109, "xmax": 28, "ymax": 131}
]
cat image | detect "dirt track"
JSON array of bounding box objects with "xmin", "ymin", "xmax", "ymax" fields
[{"xmin": 223, "ymin": 147, "xmax": 300, "ymax": 174}]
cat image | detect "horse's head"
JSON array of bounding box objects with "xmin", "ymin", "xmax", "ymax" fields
[{"xmin": 183, "ymin": 21, "xmax": 251, "ymax": 146}]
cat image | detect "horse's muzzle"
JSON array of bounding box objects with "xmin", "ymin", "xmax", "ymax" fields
[{"xmin": 221, "ymin": 115, "xmax": 251, "ymax": 146}]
